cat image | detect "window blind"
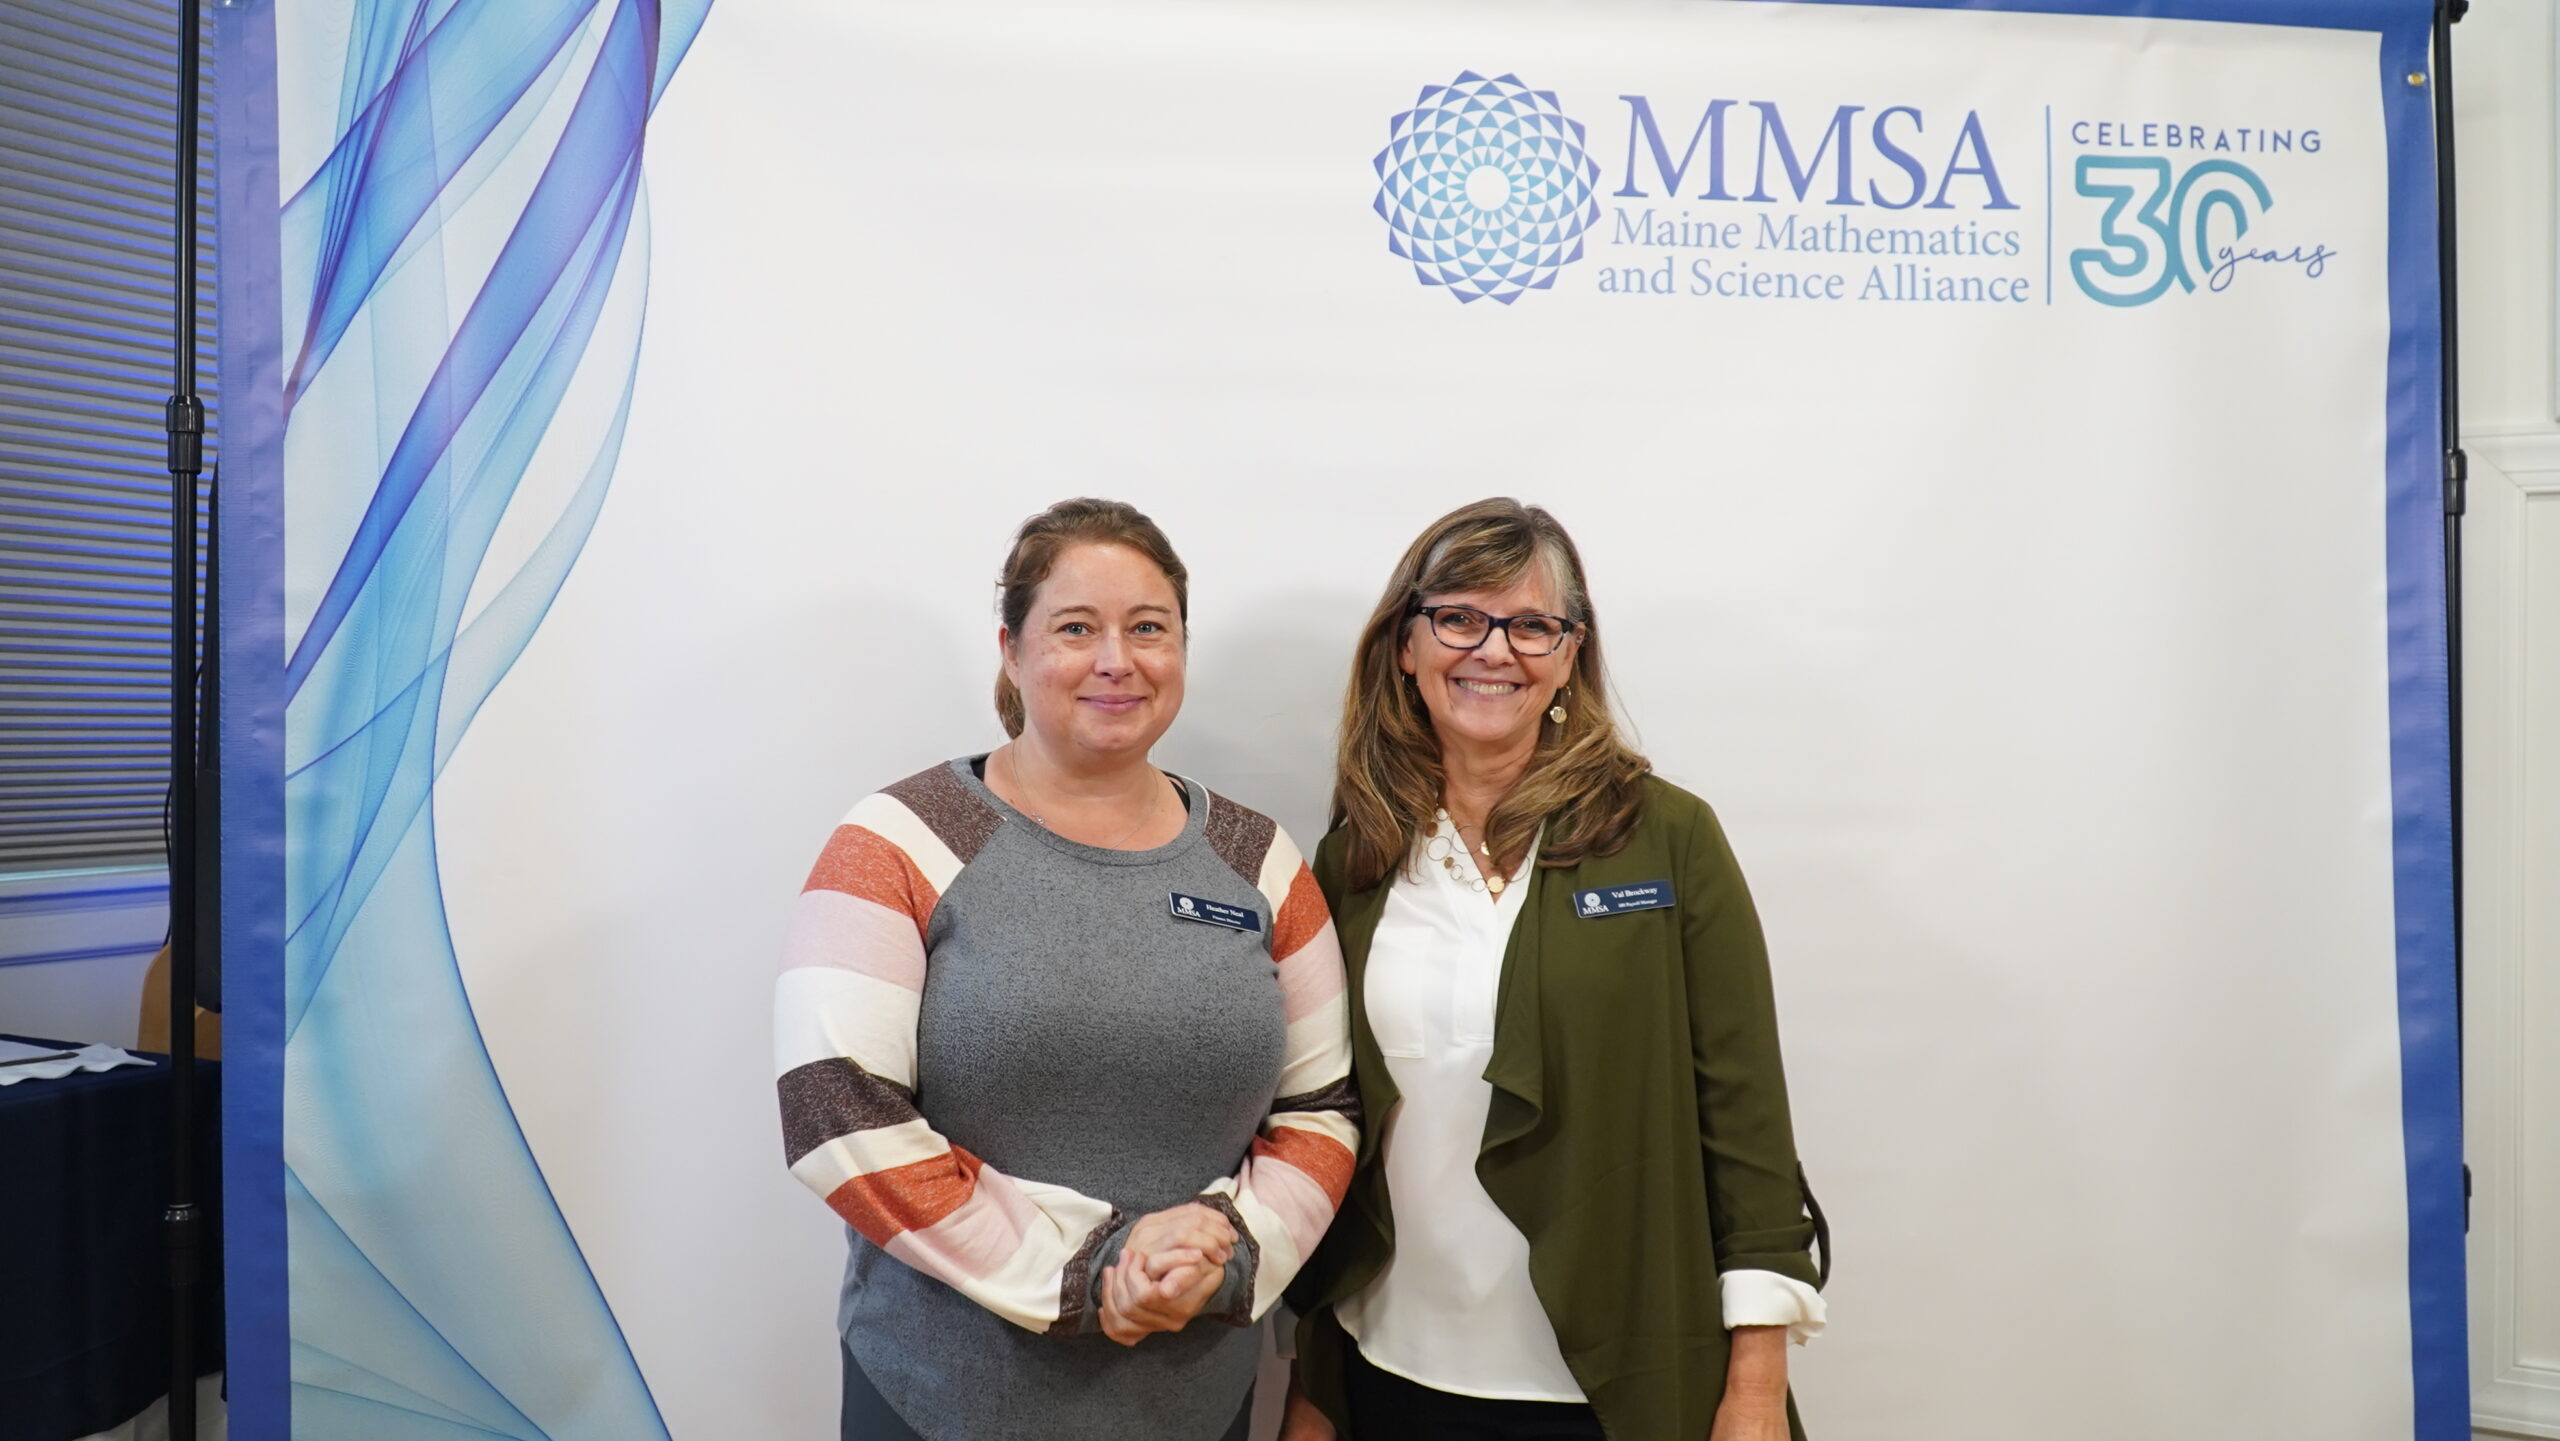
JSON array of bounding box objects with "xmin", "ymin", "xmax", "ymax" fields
[{"xmin": 0, "ymin": 0, "xmax": 214, "ymax": 874}]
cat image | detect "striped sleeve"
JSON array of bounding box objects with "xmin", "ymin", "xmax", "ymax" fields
[
  {"xmin": 1192, "ymin": 824, "xmax": 1360, "ymax": 1325},
  {"xmin": 774, "ymin": 787, "xmax": 1123, "ymax": 1338}
]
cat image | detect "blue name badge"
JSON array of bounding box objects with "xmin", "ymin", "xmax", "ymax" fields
[
  {"xmin": 1572, "ymin": 880, "xmax": 1675, "ymax": 919},
  {"xmin": 1169, "ymin": 892, "xmax": 1263, "ymax": 933}
]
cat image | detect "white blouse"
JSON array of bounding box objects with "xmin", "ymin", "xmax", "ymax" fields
[{"xmin": 1336, "ymin": 814, "xmax": 1824, "ymax": 1404}]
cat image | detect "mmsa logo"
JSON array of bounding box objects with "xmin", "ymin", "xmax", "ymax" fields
[{"xmin": 1373, "ymin": 71, "xmax": 1603, "ymax": 305}]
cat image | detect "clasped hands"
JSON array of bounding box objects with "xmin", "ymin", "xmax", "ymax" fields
[{"xmin": 1097, "ymin": 1202, "xmax": 1235, "ymax": 1346}]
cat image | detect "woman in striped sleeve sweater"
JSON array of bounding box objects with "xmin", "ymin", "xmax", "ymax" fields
[{"xmin": 775, "ymin": 498, "xmax": 1359, "ymax": 1441}]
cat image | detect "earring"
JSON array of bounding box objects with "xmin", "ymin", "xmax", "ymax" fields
[{"xmin": 1549, "ymin": 688, "xmax": 1569, "ymax": 725}]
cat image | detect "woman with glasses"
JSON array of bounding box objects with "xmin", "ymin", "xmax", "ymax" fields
[
  {"xmin": 774, "ymin": 498, "xmax": 1359, "ymax": 1441},
  {"xmin": 1283, "ymin": 498, "xmax": 1827, "ymax": 1441}
]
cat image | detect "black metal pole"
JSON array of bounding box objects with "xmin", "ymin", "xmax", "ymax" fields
[
  {"xmin": 2432, "ymin": 5, "xmax": 2464, "ymax": 1008},
  {"xmin": 2431, "ymin": 0, "xmax": 2469, "ymax": 1229},
  {"xmin": 164, "ymin": 0, "xmax": 206, "ymax": 1432}
]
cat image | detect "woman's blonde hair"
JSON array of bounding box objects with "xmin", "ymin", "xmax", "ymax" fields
[
  {"xmin": 1331, "ymin": 498, "xmax": 1651, "ymax": 893},
  {"xmin": 993, "ymin": 498, "xmax": 1190, "ymax": 738}
]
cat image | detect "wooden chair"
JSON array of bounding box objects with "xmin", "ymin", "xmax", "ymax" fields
[{"xmin": 137, "ymin": 943, "xmax": 221, "ymax": 1059}]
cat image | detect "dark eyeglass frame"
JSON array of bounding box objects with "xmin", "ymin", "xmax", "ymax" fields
[{"xmin": 1407, "ymin": 602, "xmax": 1582, "ymax": 656}]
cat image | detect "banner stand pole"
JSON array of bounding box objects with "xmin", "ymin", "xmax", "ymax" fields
[
  {"xmin": 163, "ymin": 0, "xmax": 208, "ymax": 1432},
  {"xmin": 2430, "ymin": 0, "xmax": 2469, "ymax": 1230}
]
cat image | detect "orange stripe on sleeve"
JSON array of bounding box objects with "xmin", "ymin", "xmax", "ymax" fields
[
  {"xmin": 824, "ymin": 1145, "xmax": 986, "ymax": 1246},
  {"xmin": 1251, "ymin": 1126, "xmax": 1354, "ymax": 1206},
  {"xmin": 804, "ymin": 824, "xmax": 939, "ymax": 935},
  {"xmin": 1270, "ymin": 864, "xmax": 1327, "ymax": 963}
]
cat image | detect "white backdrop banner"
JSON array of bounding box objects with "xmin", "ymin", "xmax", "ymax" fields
[{"xmin": 215, "ymin": 2, "xmax": 2459, "ymax": 1439}]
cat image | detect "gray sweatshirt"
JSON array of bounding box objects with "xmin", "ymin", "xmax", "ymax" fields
[{"xmin": 774, "ymin": 758, "xmax": 1359, "ymax": 1441}]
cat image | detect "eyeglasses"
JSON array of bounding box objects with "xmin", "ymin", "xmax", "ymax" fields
[{"xmin": 1407, "ymin": 603, "xmax": 1580, "ymax": 657}]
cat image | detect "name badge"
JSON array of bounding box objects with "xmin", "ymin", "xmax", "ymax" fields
[
  {"xmin": 1169, "ymin": 892, "xmax": 1262, "ymax": 933},
  {"xmin": 1572, "ymin": 880, "xmax": 1675, "ymax": 918}
]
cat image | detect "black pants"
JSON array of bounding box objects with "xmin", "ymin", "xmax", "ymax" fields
[
  {"xmin": 1344, "ymin": 1343, "xmax": 1606, "ymax": 1441},
  {"xmin": 839, "ymin": 1340, "xmax": 1253, "ymax": 1441}
]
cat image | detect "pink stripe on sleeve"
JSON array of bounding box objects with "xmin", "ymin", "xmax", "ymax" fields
[
  {"xmin": 1241, "ymin": 1142, "xmax": 1343, "ymax": 1261},
  {"xmin": 782, "ymin": 888, "xmax": 928, "ymax": 992},
  {"xmin": 884, "ymin": 1166, "xmax": 1043, "ymax": 1289},
  {"xmin": 1276, "ymin": 918, "xmax": 1346, "ymax": 1023}
]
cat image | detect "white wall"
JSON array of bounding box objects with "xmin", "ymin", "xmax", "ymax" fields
[
  {"xmin": 2451, "ymin": 6, "xmax": 2560, "ymax": 1440},
  {"xmin": 2456, "ymin": 2, "xmax": 2552, "ymax": 433}
]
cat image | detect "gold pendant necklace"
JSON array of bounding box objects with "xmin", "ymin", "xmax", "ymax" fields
[{"xmin": 1429, "ymin": 810, "xmax": 1505, "ymax": 895}]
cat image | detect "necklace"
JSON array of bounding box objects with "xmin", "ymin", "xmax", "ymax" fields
[
  {"xmin": 1005, "ymin": 747, "xmax": 1164, "ymax": 849},
  {"xmin": 1427, "ymin": 809, "xmax": 1506, "ymax": 896}
]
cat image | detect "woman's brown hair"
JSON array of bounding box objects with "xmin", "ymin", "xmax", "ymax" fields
[
  {"xmin": 993, "ymin": 498, "xmax": 1190, "ymax": 738},
  {"xmin": 1331, "ymin": 498, "xmax": 1652, "ymax": 893}
]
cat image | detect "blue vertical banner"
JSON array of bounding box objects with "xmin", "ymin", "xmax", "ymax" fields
[
  {"xmin": 219, "ymin": 2, "xmax": 712, "ymax": 1435},
  {"xmin": 213, "ymin": 5, "xmax": 287, "ymax": 1437}
]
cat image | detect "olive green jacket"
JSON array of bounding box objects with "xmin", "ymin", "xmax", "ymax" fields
[{"xmin": 1288, "ymin": 778, "xmax": 1820, "ymax": 1440}]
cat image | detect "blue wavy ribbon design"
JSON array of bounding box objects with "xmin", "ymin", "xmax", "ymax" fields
[{"xmin": 277, "ymin": 2, "xmax": 709, "ymax": 1436}]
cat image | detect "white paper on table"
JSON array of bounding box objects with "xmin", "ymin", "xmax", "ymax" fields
[{"xmin": 0, "ymin": 1038, "xmax": 149, "ymax": 1085}]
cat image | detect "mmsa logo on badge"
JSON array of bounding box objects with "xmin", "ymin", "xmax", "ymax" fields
[{"xmin": 1373, "ymin": 71, "xmax": 1603, "ymax": 304}]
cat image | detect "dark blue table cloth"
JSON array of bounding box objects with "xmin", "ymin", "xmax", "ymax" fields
[{"xmin": 0, "ymin": 1036, "xmax": 222, "ymax": 1441}]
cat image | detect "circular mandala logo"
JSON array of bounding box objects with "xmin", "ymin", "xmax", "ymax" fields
[{"xmin": 1373, "ymin": 71, "xmax": 1603, "ymax": 305}]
